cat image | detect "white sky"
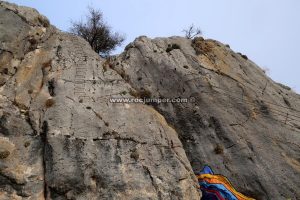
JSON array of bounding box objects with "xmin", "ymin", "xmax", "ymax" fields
[{"xmin": 7, "ymin": 0, "xmax": 300, "ymax": 93}]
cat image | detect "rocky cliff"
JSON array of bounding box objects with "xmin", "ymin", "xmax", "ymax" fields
[{"xmin": 0, "ymin": 1, "xmax": 299, "ymax": 200}]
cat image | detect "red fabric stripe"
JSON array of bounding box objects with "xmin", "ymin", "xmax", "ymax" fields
[{"xmin": 202, "ymin": 188, "xmax": 226, "ymax": 200}]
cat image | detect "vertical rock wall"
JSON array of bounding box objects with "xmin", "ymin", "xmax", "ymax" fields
[
  {"xmin": 112, "ymin": 36, "xmax": 300, "ymax": 199},
  {"xmin": 0, "ymin": 2, "xmax": 200, "ymax": 199}
]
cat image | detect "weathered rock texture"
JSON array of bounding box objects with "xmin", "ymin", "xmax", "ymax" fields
[
  {"xmin": 0, "ymin": 1, "xmax": 299, "ymax": 200},
  {"xmin": 112, "ymin": 37, "xmax": 300, "ymax": 199},
  {"xmin": 0, "ymin": 2, "xmax": 199, "ymax": 200}
]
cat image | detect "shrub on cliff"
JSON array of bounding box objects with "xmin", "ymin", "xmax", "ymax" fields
[
  {"xmin": 183, "ymin": 24, "xmax": 202, "ymax": 39},
  {"xmin": 70, "ymin": 7, "xmax": 125, "ymax": 56}
]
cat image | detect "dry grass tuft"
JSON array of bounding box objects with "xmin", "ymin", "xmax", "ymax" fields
[
  {"xmin": 214, "ymin": 144, "xmax": 224, "ymax": 154},
  {"xmin": 45, "ymin": 98, "xmax": 55, "ymax": 108}
]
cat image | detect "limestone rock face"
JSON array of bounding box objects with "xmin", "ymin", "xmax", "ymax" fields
[
  {"xmin": 112, "ymin": 36, "xmax": 300, "ymax": 199},
  {"xmin": 0, "ymin": 2, "xmax": 199, "ymax": 200},
  {"xmin": 1, "ymin": 1, "xmax": 300, "ymax": 200}
]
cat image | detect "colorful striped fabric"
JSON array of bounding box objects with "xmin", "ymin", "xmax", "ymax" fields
[{"xmin": 197, "ymin": 166, "xmax": 255, "ymax": 200}]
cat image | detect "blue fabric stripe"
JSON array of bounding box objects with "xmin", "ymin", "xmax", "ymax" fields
[
  {"xmin": 199, "ymin": 181, "xmax": 238, "ymax": 200},
  {"xmin": 200, "ymin": 165, "xmax": 214, "ymax": 175}
]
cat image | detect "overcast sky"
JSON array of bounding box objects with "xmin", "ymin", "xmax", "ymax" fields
[{"xmin": 7, "ymin": 0, "xmax": 300, "ymax": 93}]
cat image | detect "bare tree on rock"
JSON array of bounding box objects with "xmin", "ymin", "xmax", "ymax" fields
[
  {"xmin": 70, "ymin": 7, "xmax": 125, "ymax": 56},
  {"xmin": 183, "ymin": 24, "xmax": 202, "ymax": 39}
]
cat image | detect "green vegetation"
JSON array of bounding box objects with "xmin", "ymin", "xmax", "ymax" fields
[
  {"xmin": 166, "ymin": 44, "xmax": 181, "ymax": 53},
  {"xmin": 0, "ymin": 150, "xmax": 10, "ymax": 159}
]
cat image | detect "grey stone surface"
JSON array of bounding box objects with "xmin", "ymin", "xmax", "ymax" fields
[
  {"xmin": 1, "ymin": 1, "xmax": 300, "ymax": 200},
  {"xmin": 0, "ymin": 2, "xmax": 199, "ymax": 200},
  {"xmin": 113, "ymin": 36, "xmax": 300, "ymax": 199}
]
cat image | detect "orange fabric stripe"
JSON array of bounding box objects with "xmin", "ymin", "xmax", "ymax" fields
[{"xmin": 198, "ymin": 174, "xmax": 255, "ymax": 200}]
